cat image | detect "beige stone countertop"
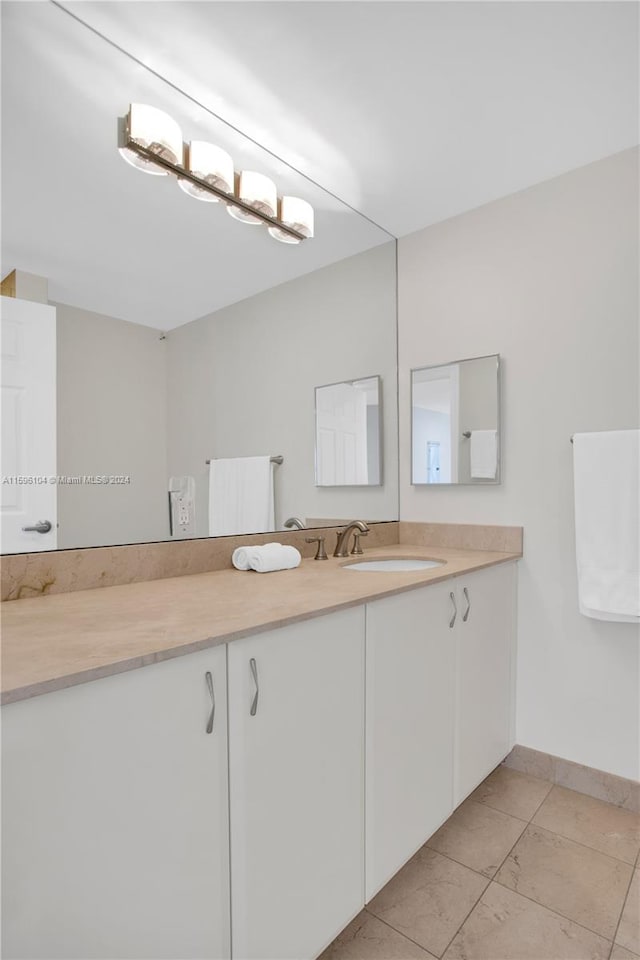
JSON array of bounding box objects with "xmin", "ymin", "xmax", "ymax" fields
[{"xmin": 1, "ymin": 544, "xmax": 520, "ymax": 705}]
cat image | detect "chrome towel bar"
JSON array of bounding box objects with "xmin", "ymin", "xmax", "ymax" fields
[{"xmin": 206, "ymin": 455, "xmax": 283, "ymax": 465}]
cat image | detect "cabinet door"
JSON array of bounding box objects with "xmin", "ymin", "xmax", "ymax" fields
[
  {"xmin": 365, "ymin": 582, "xmax": 455, "ymax": 900},
  {"xmin": 455, "ymin": 563, "xmax": 517, "ymax": 805},
  {"xmin": 228, "ymin": 608, "xmax": 365, "ymax": 960},
  {"xmin": 2, "ymin": 647, "xmax": 230, "ymax": 960}
]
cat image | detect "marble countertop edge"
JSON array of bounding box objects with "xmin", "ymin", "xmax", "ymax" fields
[{"xmin": 1, "ymin": 545, "xmax": 521, "ymax": 705}]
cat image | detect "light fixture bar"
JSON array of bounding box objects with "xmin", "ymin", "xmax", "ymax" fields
[{"xmin": 119, "ymin": 120, "xmax": 307, "ymax": 242}]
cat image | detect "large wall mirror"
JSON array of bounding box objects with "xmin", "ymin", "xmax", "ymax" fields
[
  {"xmin": 411, "ymin": 355, "xmax": 501, "ymax": 485},
  {"xmin": 0, "ymin": 2, "xmax": 398, "ymax": 553}
]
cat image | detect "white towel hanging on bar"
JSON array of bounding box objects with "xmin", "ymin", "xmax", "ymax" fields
[
  {"xmin": 573, "ymin": 430, "xmax": 639, "ymax": 622},
  {"xmin": 208, "ymin": 456, "xmax": 275, "ymax": 536}
]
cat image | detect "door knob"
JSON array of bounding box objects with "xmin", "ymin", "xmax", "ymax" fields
[{"xmin": 22, "ymin": 520, "xmax": 52, "ymax": 534}]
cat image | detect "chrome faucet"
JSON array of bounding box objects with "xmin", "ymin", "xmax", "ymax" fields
[
  {"xmin": 283, "ymin": 517, "xmax": 306, "ymax": 530},
  {"xmin": 333, "ymin": 520, "xmax": 370, "ymax": 557}
]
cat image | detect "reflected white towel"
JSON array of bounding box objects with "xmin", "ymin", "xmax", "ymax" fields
[
  {"xmin": 470, "ymin": 430, "xmax": 498, "ymax": 479},
  {"xmin": 208, "ymin": 457, "xmax": 274, "ymax": 537},
  {"xmin": 573, "ymin": 430, "xmax": 640, "ymax": 622},
  {"xmin": 232, "ymin": 543, "xmax": 301, "ymax": 573}
]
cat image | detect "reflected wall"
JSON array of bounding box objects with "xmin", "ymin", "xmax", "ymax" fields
[{"xmin": 166, "ymin": 243, "xmax": 397, "ymax": 542}]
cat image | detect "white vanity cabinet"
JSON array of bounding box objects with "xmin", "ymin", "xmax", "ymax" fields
[
  {"xmin": 2, "ymin": 560, "xmax": 516, "ymax": 960},
  {"xmin": 453, "ymin": 561, "xmax": 517, "ymax": 805},
  {"xmin": 365, "ymin": 580, "xmax": 456, "ymax": 899},
  {"xmin": 227, "ymin": 607, "xmax": 365, "ymax": 960},
  {"xmin": 365, "ymin": 561, "xmax": 517, "ymax": 901},
  {"xmin": 1, "ymin": 646, "xmax": 231, "ymax": 960}
]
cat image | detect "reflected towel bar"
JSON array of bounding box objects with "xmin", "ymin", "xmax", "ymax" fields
[{"xmin": 206, "ymin": 455, "xmax": 284, "ymax": 465}]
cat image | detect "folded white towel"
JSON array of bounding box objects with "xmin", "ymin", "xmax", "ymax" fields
[
  {"xmin": 232, "ymin": 545, "xmax": 264, "ymax": 571},
  {"xmin": 232, "ymin": 543, "xmax": 302, "ymax": 573},
  {"xmin": 470, "ymin": 429, "xmax": 498, "ymax": 479}
]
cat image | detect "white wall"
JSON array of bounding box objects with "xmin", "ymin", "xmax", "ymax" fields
[
  {"xmin": 51, "ymin": 242, "xmax": 397, "ymax": 548},
  {"xmin": 56, "ymin": 303, "xmax": 169, "ymax": 548},
  {"xmin": 398, "ymin": 148, "xmax": 639, "ymax": 780},
  {"xmin": 166, "ymin": 242, "xmax": 398, "ymax": 537}
]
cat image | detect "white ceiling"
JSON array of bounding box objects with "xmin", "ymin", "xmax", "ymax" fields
[
  {"xmin": 2, "ymin": 1, "xmax": 637, "ymax": 329},
  {"xmin": 61, "ymin": 0, "xmax": 639, "ymax": 236}
]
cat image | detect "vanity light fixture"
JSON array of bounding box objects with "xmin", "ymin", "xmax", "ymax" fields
[
  {"xmin": 227, "ymin": 170, "xmax": 277, "ymax": 224},
  {"xmin": 118, "ymin": 103, "xmax": 183, "ymax": 176},
  {"xmin": 269, "ymin": 196, "xmax": 314, "ymax": 244},
  {"xmin": 118, "ymin": 103, "xmax": 313, "ymax": 243},
  {"xmin": 178, "ymin": 141, "xmax": 234, "ymax": 202}
]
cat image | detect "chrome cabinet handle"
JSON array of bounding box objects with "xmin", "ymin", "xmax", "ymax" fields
[
  {"xmin": 21, "ymin": 520, "xmax": 52, "ymax": 534},
  {"xmin": 205, "ymin": 671, "xmax": 215, "ymax": 734},
  {"xmin": 463, "ymin": 587, "xmax": 471, "ymax": 622},
  {"xmin": 249, "ymin": 658, "xmax": 259, "ymax": 716},
  {"xmin": 449, "ymin": 591, "xmax": 457, "ymax": 628}
]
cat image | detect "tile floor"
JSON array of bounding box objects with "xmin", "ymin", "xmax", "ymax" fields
[{"xmin": 320, "ymin": 765, "xmax": 640, "ymax": 960}]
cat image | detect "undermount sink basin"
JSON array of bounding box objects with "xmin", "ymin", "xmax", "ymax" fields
[{"xmin": 343, "ymin": 558, "xmax": 445, "ymax": 572}]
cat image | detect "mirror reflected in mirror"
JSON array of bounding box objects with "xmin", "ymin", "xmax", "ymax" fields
[
  {"xmin": 315, "ymin": 376, "xmax": 382, "ymax": 487},
  {"xmin": 411, "ymin": 355, "xmax": 500, "ymax": 485}
]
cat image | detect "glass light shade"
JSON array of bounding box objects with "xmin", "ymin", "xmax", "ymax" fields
[
  {"xmin": 268, "ymin": 196, "xmax": 315, "ymax": 243},
  {"xmin": 227, "ymin": 171, "xmax": 277, "ymax": 224},
  {"xmin": 119, "ymin": 103, "xmax": 183, "ymax": 176},
  {"xmin": 178, "ymin": 141, "xmax": 234, "ymax": 202}
]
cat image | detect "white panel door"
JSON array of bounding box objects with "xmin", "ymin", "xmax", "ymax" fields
[
  {"xmin": 2, "ymin": 647, "xmax": 230, "ymax": 960},
  {"xmin": 455, "ymin": 563, "xmax": 517, "ymax": 804},
  {"xmin": 1, "ymin": 295, "xmax": 57, "ymax": 552},
  {"xmin": 228, "ymin": 608, "xmax": 365, "ymax": 960},
  {"xmin": 365, "ymin": 582, "xmax": 455, "ymax": 900}
]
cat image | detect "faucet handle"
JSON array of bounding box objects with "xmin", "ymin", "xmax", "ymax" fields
[
  {"xmin": 350, "ymin": 530, "xmax": 368, "ymax": 555},
  {"xmin": 305, "ymin": 536, "xmax": 328, "ymax": 560}
]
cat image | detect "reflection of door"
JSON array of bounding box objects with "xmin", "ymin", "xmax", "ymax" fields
[
  {"xmin": 316, "ymin": 382, "xmax": 367, "ymax": 485},
  {"xmin": 427, "ymin": 441, "xmax": 441, "ymax": 483},
  {"xmin": 411, "ymin": 365, "xmax": 459, "ymax": 484},
  {"xmin": 1, "ymin": 296, "xmax": 57, "ymax": 552}
]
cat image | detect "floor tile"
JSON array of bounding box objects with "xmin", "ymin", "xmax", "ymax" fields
[
  {"xmin": 616, "ymin": 869, "xmax": 640, "ymax": 955},
  {"xmin": 533, "ymin": 786, "xmax": 640, "ymax": 864},
  {"xmin": 427, "ymin": 799, "xmax": 526, "ymax": 878},
  {"xmin": 495, "ymin": 823, "xmax": 632, "ymax": 940},
  {"xmin": 367, "ymin": 846, "xmax": 488, "ymax": 957},
  {"xmin": 611, "ymin": 944, "xmax": 640, "ymax": 959},
  {"xmin": 443, "ymin": 882, "xmax": 611, "ymax": 959},
  {"xmin": 470, "ymin": 765, "xmax": 553, "ymax": 820},
  {"xmin": 318, "ymin": 911, "xmax": 437, "ymax": 960}
]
